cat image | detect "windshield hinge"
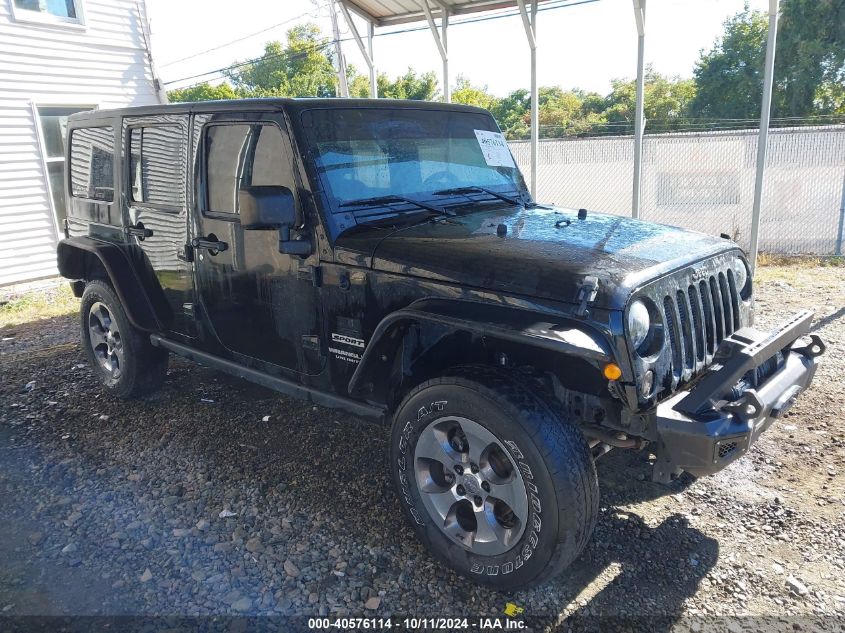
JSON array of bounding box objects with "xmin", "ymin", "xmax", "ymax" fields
[{"xmin": 576, "ymin": 276, "xmax": 600, "ymax": 317}]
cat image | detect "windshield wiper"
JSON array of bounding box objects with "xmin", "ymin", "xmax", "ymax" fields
[
  {"xmin": 433, "ymin": 186, "xmax": 521, "ymax": 207},
  {"xmin": 338, "ymin": 195, "xmax": 454, "ymax": 216}
]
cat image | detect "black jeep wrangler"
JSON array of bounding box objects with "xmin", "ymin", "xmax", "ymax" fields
[{"xmin": 57, "ymin": 99, "xmax": 825, "ymax": 590}]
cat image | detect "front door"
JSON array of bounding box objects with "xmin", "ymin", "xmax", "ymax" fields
[
  {"xmin": 190, "ymin": 111, "xmax": 323, "ymax": 375},
  {"xmin": 124, "ymin": 115, "xmax": 196, "ymax": 339}
]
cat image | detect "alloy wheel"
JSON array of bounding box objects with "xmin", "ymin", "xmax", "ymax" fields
[
  {"xmin": 88, "ymin": 302, "xmax": 123, "ymax": 379},
  {"xmin": 413, "ymin": 416, "xmax": 529, "ymax": 556}
]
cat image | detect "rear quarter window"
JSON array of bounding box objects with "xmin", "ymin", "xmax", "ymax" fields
[{"xmin": 69, "ymin": 126, "xmax": 115, "ymax": 202}]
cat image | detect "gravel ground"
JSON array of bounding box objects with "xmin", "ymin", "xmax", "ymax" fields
[{"xmin": 0, "ymin": 266, "xmax": 843, "ymax": 631}]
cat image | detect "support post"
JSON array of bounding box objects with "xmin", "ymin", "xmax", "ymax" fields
[
  {"xmin": 632, "ymin": 0, "xmax": 646, "ymax": 219},
  {"xmin": 330, "ymin": 0, "xmax": 349, "ymax": 97},
  {"xmin": 368, "ymin": 21, "xmax": 377, "ymax": 98},
  {"xmin": 417, "ymin": 0, "xmax": 449, "ymax": 102},
  {"xmin": 338, "ymin": 1, "xmax": 378, "ymax": 98},
  {"xmin": 749, "ymin": 0, "xmax": 780, "ymax": 273},
  {"xmin": 442, "ymin": 12, "xmax": 450, "ymax": 102},
  {"xmin": 517, "ymin": 0, "xmax": 538, "ymax": 198},
  {"xmin": 836, "ymin": 168, "xmax": 845, "ymax": 256}
]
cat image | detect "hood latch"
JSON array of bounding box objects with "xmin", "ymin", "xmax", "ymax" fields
[{"xmin": 576, "ymin": 276, "xmax": 600, "ymax": 317}]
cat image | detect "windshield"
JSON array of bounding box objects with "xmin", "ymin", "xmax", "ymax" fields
[{"xmin": 302, "ymin": 108, "xmax": 528, "ymax": 213}]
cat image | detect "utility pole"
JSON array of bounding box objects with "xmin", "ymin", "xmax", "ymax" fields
[{"xmin": 330, "ymin": 1, "xmax": 349, "ymax": 97}]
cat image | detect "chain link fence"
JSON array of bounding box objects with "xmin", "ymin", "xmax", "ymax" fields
[{"xmin": 510, "ymin": 125, "xmax": 845, "ymax": 255}]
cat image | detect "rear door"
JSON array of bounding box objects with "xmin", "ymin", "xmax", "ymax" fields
[
  {"xmin": 190, "ymin": 111, "xmax": 323, "ymax": 375},
  {"xmin": 123, "ymin": 114, "xmax": 196, "ymax": 339}
]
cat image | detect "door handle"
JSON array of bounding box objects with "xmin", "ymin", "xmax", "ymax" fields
[
  {"xmin": 126, "ymin": 223, "xmax": 153, "ymax": 241},
  {"xmin": 192, "ymin": 236, "xmax": 228, "ymax": 254}
]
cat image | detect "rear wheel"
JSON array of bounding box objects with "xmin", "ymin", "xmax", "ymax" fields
[
  {"xmin": 389, "ymin": 368, "xmax": 598, "ymax": 590},
  {"xmin": 80, "ymin": 280, "xmax": 167, "ymax": 399}
]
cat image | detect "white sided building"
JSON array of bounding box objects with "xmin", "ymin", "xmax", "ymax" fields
[{"xmin": 0, "ymin": 0, "xmax": 166, "ymax": 286}]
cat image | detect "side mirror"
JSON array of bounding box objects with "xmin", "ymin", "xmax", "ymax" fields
[
  {"xmin": 238, "ymin": 185, "xmax": 311, "ymax": 256},
  {"xmin": 239, "ymin": 185, "xmax": 295, "ymax": 230}
]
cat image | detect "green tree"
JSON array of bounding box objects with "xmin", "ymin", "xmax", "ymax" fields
[
  {"xmin": 348, "ymin": 67, "xmax": 439, "ymax": 100},
  {"xmin": 489, "ymin": 73, "xmax": 695, "ymax": 138},
  {"xmin": 226, "ymin": 23, "xmax": 338, "ymax": 97},
  {"xmin": 600, "ymin": 70, "xmax": 696, "ymax": 134},
  {"xmin": 379, "ymin": 68, "xmax": 439, "ymax": 101},
  {"xmin": 690, "ymin": 1, "xmax": 845, "ymax": 121},
  {"xmin": 490, "ymin": 89, "xmax": 531, "ymax": 139},
  {"xmin": 167, "ymin": 82, "xmax": 241, "ymax": 103},
  {"xmin": 815, "ymin": 80, "xmax": 845, "ymax": 114},
  {"xmin": 536, "ymin": 87, "xmax": 593, "ymax": 137},
  {"xmin": 776, "ymin": 0, "xmax": 845, "ymax": 116},
  {"xmin": 347, "ymin": 65, "xmax": 374, "ymax": 97},
  {"xmin": 451, "ymin": 75, "xmax": 497, "ymax": 109},
  {"xmin": 688, "ymin": 7, "xmax": 769, "ymax": 120}
]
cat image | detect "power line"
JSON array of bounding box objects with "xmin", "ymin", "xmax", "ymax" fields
[
  {"xmin": 159, "ymin": 2, "xmax": 333, "ymax": 68},
  {"xmin": 164, "ymin": 0, "xmax": 599, "ymax": 88},
  {"xmin": 165, "ymin": 40, "xmax": 336, "ymax": 87}
]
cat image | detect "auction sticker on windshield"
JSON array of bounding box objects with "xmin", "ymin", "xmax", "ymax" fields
[{"xmin": 474, "ymin": 129, "xmax": 516, "ymax": 168}]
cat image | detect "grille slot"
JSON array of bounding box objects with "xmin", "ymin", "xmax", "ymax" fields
[
  {"xmin": 709, "ymin": 277, "xmax": 724, "ymax": 343},
  {"xmin": 676, "ymin": 290, "xmax": 694, "ymax": 371},
  {"xmin": 699, "ymin": 281, "xmax": 715, "ymax": 355},
  {"xmin": 719, "ymin": 272, "xmax": 733, "ymax": 335},
  {"xmin": 663, "ymin": 296, "xmax": 682, "ymax": 381},
  {"xmin": 654, "ymin": 263, "xmax": 742, "ymax": 387},
  {"xmin": 727, "ymin": 269, "xmax": 741, "ymax": 332},
  {"xmin": 688, "ymin": 285, "xmax": 705, "ymax": 363}
]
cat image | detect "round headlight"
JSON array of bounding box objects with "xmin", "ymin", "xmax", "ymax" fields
[
  {"xmin": 734, "ymin": 256, "xmax": 748, "ymax": 292},
  {"xmin": 627, "ymin": 300, "xmax": 651, "ymax": 351}
]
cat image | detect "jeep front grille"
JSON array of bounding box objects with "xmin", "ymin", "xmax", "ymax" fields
[{"xmin": 660, "ymin": 269, "xmax": 742, "ymax": 382}]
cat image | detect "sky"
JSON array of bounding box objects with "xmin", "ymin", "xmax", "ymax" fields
[{"xmin": 147, "ymin": 0, "xmax": 770, "ymax": 97}]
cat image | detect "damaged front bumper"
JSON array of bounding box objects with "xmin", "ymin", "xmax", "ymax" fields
[{"xmin": 652, "ymin": 310, "xmax": 825, "ymax": 483}]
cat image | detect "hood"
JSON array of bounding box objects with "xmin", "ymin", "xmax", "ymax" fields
[{"xmin": 335, "ymin": 206, "xmax": 740, "ymax": 310}]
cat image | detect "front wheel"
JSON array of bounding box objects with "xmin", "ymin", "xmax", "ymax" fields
[{"xmin": 389, "ymin": 369, "xmax": 598, "ymax": 590}]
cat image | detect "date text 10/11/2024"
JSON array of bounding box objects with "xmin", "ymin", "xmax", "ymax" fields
[{"xmin": 307, "ymin": 616, "xmax": 527, "ymax": 630}]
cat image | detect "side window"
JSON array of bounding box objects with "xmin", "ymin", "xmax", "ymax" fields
[
  {"xmin": 204, "ymin": 123, "xmax": 288, "ymax": 216},
  {"xmin": 129, "ymin": 125, "xmax": 186, "ymax": 207},
  {"xmin": 205, "ymin": 125, "xmax": 248, "ymax": 214},
  {"xmin": 69, "ymin": 126, "xmax": 114, "ymax": 202}
]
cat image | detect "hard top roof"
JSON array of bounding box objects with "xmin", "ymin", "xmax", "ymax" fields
[{"xmin": 68, "ymin": 98, "xmax": 490, "ymax": 124}]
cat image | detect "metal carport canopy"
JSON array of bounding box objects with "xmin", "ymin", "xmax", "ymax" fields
[
  {"xmin": 335, "ymin": 0, "xmax": 780, "ymax": 272},
  {"xmin": 343, "ymin": 0, "xmax": 550, "ymax": 25}
]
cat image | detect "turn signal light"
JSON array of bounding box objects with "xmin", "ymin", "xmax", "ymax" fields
[{"xmin": 603, "ymin": 363, "xmax": 622, "ymax": 381}]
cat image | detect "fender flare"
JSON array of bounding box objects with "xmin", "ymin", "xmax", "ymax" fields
[
  {"xmin": 56, "ymin": 236, "xmax": 168, "ymax": 332},
  {"xmin": 348, "ymin": 298, "xmax": 614, "ymax": 396}
]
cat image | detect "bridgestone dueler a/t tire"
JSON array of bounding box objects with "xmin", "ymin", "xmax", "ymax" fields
[
  {"xmin": 80, "ymin": 280, "xmax": 168, "ymax": 399},
  {"xmin": 389, "ymin": 368, "xmax": 598, "ymax": 590}
]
